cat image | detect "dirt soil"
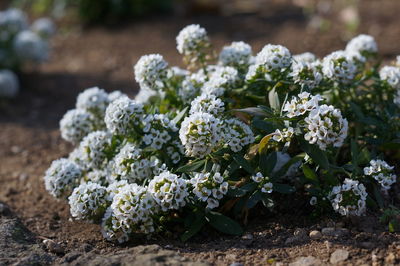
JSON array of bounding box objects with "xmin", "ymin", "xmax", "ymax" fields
[{"xmin": 1, "ymin": 1, "xmax": 400, "ymax": 265}]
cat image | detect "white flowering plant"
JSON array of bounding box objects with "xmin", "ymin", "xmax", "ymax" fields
[
  {"xmin": 0, "ymin": 8, "xmax": 55, "ymax": 98},
  {"xmin": 44, "ymin": 24, "xmax": 399, "ymax": 242}
]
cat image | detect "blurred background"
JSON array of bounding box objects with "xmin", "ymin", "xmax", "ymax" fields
[{"xmin": 1, "ymin": 0, "xmax": 400, "ymax": 125}]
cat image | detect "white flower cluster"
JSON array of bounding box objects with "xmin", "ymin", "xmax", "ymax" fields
[
  {"xmin": 59, "ymin": 109, "xmax": 96, "ymax": 144},
  {"xmin": 105, "ymin": 96, "xmax": 144, "ymax": 136},
  {"xmin": 251, "ymin": 172, "xmax": 273, "ymax": 193},
  {"xmin": 148, "ymin": 171, "xmax": 189, "ymax": 211},
  {"xmin": 254, "ymin": 44, "xmax": 292, "ymax": 73},
  {"xmin": 203, "ymin": 66, "xmax": 239, "ymax": 96},
  {"xmin": 102, "ymin": 184, "xmax": 158, "ymax": 243},
  {"xmin": 76, "ymin": 87, "xmax": 110, "ymax": 117},
  {"xmin": 190, "ymin": 172, "xmax": 229, "ymax": 209},
  {"xmin": 176, "ymin": 24, "xmax": 209, "ymax": 56},
  {"xmin": 291, "ymin": 60, "xmax": 322, "ymax": 89},
  {"xmin": 13, "ymin": 30, "xmax": 48, "ymax": 63},
  {"xmin": 142, "ymin": 114, "xmax": 178, "ymax": 150},
  {"xmin": 31, "ymin": 18, "xmax": 55, "ymax": 39},
  {"xmin": 273, "ymin": 127, "xmax": 294, "ymax": 143},
  {"xmin": 86, "ymin": 168, "xmax": 112, "ymax": 186},
  {"xmin": 179, "ymin": 112, "xmax": 223, "ymax": 158},
  {"xmin": 345, "ymin": 34, "xmax": 377, "ymax": 57},
  {"xmin": 111, "ymin": 143, "xmax": 155, "ymax": 184},
  {"xmin": 44, "ymin": 158, "xmax": 82, "ymax": 198},
  {"xmin": 363, "ymin": 159, "xmax": 397, "ymax": 191},
  {"xmin": 293, "ymin": 52, "xmax": 317, "ymax": 64},
  {"xmin": 283, "ymin": 92, "xmax": 323, "ymax": 118},
  {"xmin": 134, "ymin": 54, "xmax": 168, "ymax": 91},
  {"xmin": 178, "ymin": 71, "xmax": 206, "ymax": 102},
  {"xmin": 329, "ymin": 178, "xmax": 367, "ymax": 216},
  {"xmin": 379, "ymin": 66, "xmax": 400, "ymax": 89},
  {"xmin": 0, "ymin": 69, "xmax": 19, "ymax": 98},
  {"xmin": 223, "ymin": 118, "xmax": 255, "ymax": 152},
  {"xmin": 322, "ymin": 50, "xmax": 357, "ymax": 84},
  {"xmin": 304, "ymin": 104, "xmax": 348, "ymax": 150},
  {"xmin": 219, "ymin": 41, "xmax": 253, "ymax": 68},
  {"xmin": 189, "ymin": 94, "xmax": 225, "ymax": 115},
  {"xmin": 68, "ymin": 182, "xmax": 108, "ymax": 221},
  {"xmin": 78, "ymin": 131, "xmax": 112, "ymax": 169}
]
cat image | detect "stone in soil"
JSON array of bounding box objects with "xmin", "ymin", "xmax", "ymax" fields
[
  {"xmin": 330, "ymin": 249, "xmax": 349, "ymax": 264},
  {"xmin": 289, "ymin": 256, "xmax": 322, "ymax": 266},
  {"xmin": 309, "ymin": 230, "xmax": 322, "ymax": 240},
  {"xmin": 321, "ymin": 227, "xmax": 350, "ymax": 237}
]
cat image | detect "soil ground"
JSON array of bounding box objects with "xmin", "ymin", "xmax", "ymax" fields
[{"xmin": 1, "ymin": 1, "xmax": 400, "ymax": 265}]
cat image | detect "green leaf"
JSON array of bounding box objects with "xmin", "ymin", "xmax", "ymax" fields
[
  {"xmin": 272, "ymin": 153, "xmax": 305, "ymax": 180},
  {"xmin": 302, "ymin": 164, "xmax": 319, "ymax": 184},
  {"xmin": 261, "ymin": 195, "xmax": 274, "ymax": 209},
  {"xmin": 300, "ymin": 140, "xmax": 329, "ymax": 169},
  {"xmin": 246, "ymin": 190, "xmax": 263, "ymax": 209},
  {"xmin": 171, "ymin": 107, "xmax": 188, "ymax": 125},
  {"xmin": 240, "ymin": 182, "xmax": 258, "ymax": 192},
  {"xmin": 373, "ymin": 184, "xmax": 385, "ymax": 209},
  {"xmin": 273, "ymin": 183, "xmax": 296, "ymax": 194},
  {"xmin": 181, "ymin": 215, "xmax": 206, "ymax": 241},
  {"xmin": 252, "ymin": 119, "xmax": 274, "ymax": 133},
  {"xmin": 232, "ymin": 154, "xmax": 254, "ymax": 174},
  {"xmin": 227, "ymin": 187, "xmax": 248, "ymax": 197},
  {"xmin": 206, "ymin": 211, "xmax": 243, "ymax": 235},
  {"xmin": 176, "ymin": 159, "xmax": 206, "ymax": 173},
  {"xmin": 260, "ymin": 151, "xmax": 277, "ymax": 176},
  {"xmin": 231, "ymin": 107, "xmax": 268, "ymax": 117},
  {"xmin": 268, "ymin": 87, "xmax": 280, "ymax": 111}
]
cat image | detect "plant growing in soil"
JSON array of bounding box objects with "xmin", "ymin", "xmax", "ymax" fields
[
  {"xmin": 44, "ymin": 25, "xmax": 399, "ymax": 243},
  {"xmin": 0, "ymin": 8, "xmax": 55, "ymax": 98}
]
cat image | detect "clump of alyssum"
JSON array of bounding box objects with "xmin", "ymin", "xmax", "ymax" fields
[
  {"xmin": 134, "ymin": 54, "xmax": 168, "ymax": 91},
  {"xmin": 304, "ymin": 104, "xmax": 348, "ymax": 150},
  {"xmin": 189, "ymin": 94, "xmax": 225, "ymax": 115},
  {"xmin": 142, "ymin": 114, "xmax": 178, "ymax": 150},
  {"xmin": 148, "ymin": 170, "xmax": 189, "ymax": 211},
  {"xmin": 59, "ymin": 109, "xmax": 96, "ymax": 144},
  {"xmin": 101, "ymin": 184, "xmax": 158, "ymax": 243},
  {"xmin": 76, "ymin": 87, "xmax": 110, "ymax": 119},
  {"xmin": 293, "ymin": 52, "xmax": 317, "ymax": 64},
  {"xmin": 379, "ymin": 66, "xmax": 400, "ymax": 89},
  {"xmin": 68, "ymin": 182, "xmax": 108, "ymax": 221},
  {"xmin": 203, "ymin": 66, "xmax": 239, "ymax": 96},
  {"xmin": 44, "ymin": 158, "xmax": 82, "ymax": 198},
  {"xmin": 363, "ymin": 159, "xmax": 397, "ymax": 191},
  {"xmin": 345, "ymin": 34, "xmax": 377, "ymax": 58},
  {"xmin": 251, "ymin": 172, "xmax": 273, "ymax": 194},
  {"xmin": 329, "ymin": 178, "xmax": 368, "ymax": 216},
  {"xmin": 111, "ymin": 143, "xmax": 155, "ymax": 184},
  {"xmin": 254, "ymin": 44, "xmax": 292, "ymax": 75},
  {"xmin": 104, "ymin": 97, "xmax": 144, "ymax": 136},
  {"xmin": 283, "ymin": 92, "xmax": 323, "ymax": 118},
  {"xmin": 322, "ymin": 50, "xmax": 358, "ymax": 85},
  {"xmin": 223, "ymin": 118, "xmax": 255, "ymax": 152},
  {"xmin": 190, "ymin": 171, "xmax": 229, "ymax": 209},
  {"xmin": 179, "ymin": 112, "xmax": 223, "ymax": 158},
  {"xmin": 78, "ymin": 131, "xmax": 112, "ymax": 170},
  {"xmin": 0, "ymin": 69, "xmax": 19, "ymax": 98},
  {"xmin": 176, "ymin": 24, "xmax": 209, "ymax": 58},
  {"xmin": 219, "ymin": 41, "xmax": 253, "ymax": 69},
  {"xmin": 291, "ymin": 61, "xmax": 322, "ymax": 89}
]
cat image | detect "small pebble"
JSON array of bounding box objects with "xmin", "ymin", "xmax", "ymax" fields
[
  {"xmin": 309, "ymin": 230, "xmax": 322, "ymax": 240},
  {"xmin": 330, "ymin": 249, "xmax": 349, "ymax": 264},
  {"xmin": 43, "ymin": 239, "xmax": 64, "ymax": 254},
  {"xmin": 242, "ymin": 233, "xmax": 253, "ymax": 240}
]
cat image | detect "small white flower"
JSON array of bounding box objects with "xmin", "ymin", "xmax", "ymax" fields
[
  {"xmin": 363, "ymin": 159, "xmax": 396, "ymax": 191},
  {"xmin": 76, "ymin": 87, "xmax": 110, "ymax": 118},
  {"xmin": 254, "ymin": 44, "xmax": 292, "ymax": 73},
  {"xmin": 189, "ymin": 94, "xmax": 225, "ymax": 115},
  {"xmin": 59, "ymin": 109, "xmax": 97, "ymax": 144},
  {"xmin": 190, "ymin": 171, "xmax": 228, "ymax": 209},
  {"xmin": 309, "ymin": 196, "xmax": 317, "ymax": 206}
]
